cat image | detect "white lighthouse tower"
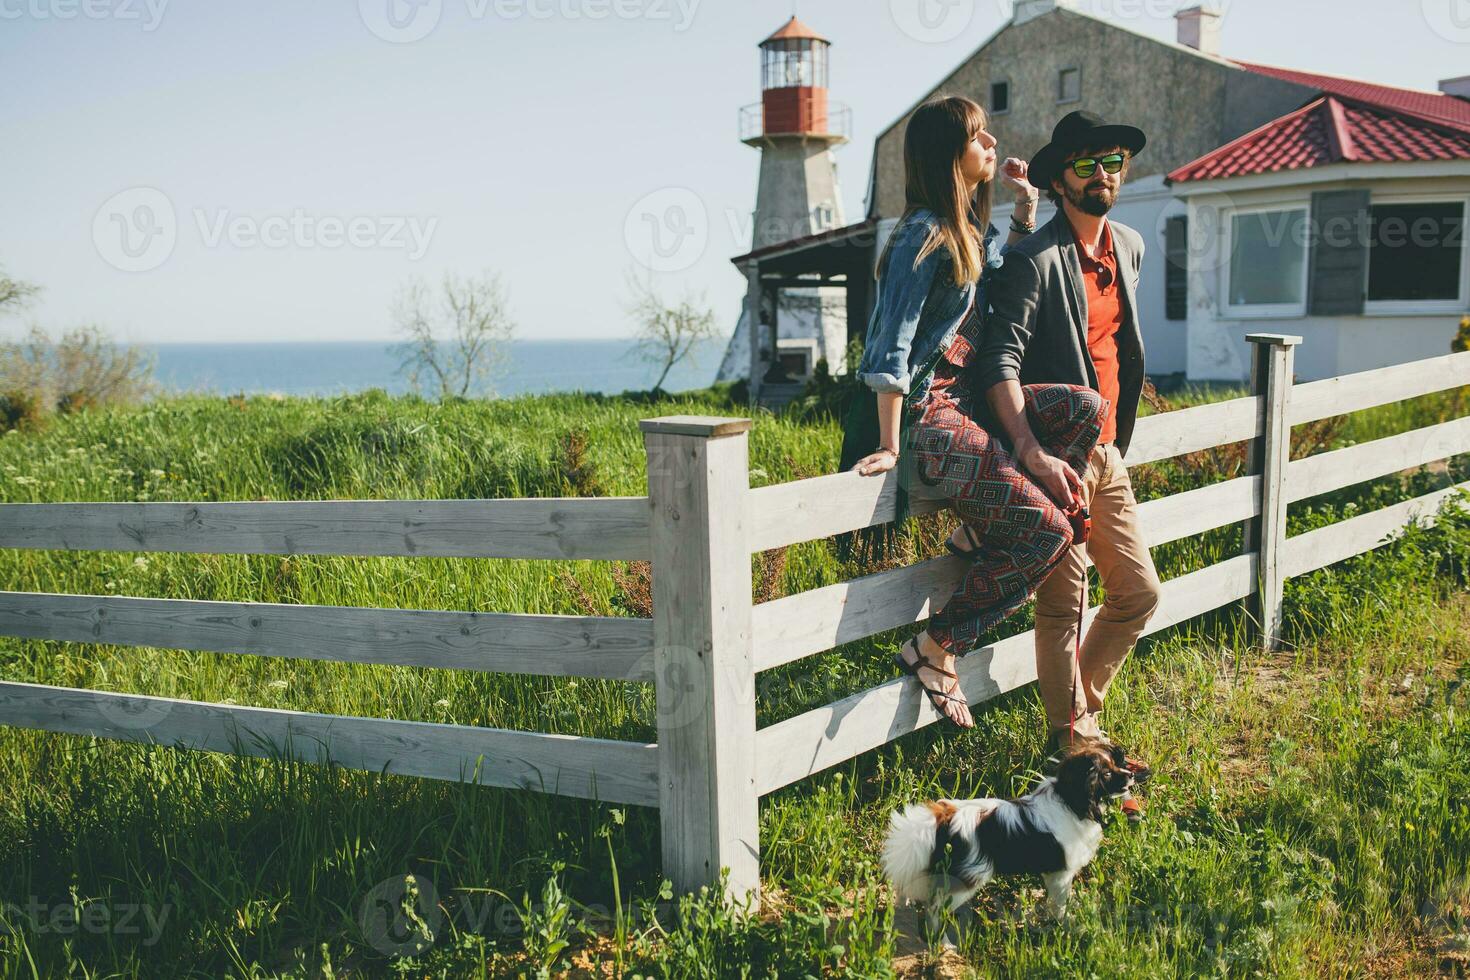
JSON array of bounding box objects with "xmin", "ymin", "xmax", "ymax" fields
[{"xmin": 716, "ymin": 16, "xmax": 850, "ymax": 401}]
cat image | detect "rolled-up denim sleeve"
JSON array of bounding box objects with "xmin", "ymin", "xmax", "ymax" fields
[
  {"xmin": 857, "ymin": 225, "xmax": 939, "ymax": 395},
  {"xmin": 974, "ymin": 249, "xmax": 1041, "ymax": 392},
  {"xmin": 987, "ymin": 225, "xmax": 1009, "ymax": 266}
]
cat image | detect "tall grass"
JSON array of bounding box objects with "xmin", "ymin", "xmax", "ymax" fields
[{"xmin": 0, "ymin": 382, "xmax": 1467, "ymax": 977}]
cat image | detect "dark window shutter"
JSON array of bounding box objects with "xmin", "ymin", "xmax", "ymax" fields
[
  {"xmin": 1165, "ymin": 215, "xmax": 1188, "ymax": 321},
  {"xmin": 1308, "ymin": 189, "xmax": 1369, "ymax": 316}
]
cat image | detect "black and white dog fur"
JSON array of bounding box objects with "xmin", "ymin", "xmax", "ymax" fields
[{"xmin": 882, "ymin": 744, "xmax": 1135, "ymax": 933}]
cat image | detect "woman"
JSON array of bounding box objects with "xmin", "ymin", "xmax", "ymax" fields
[{"xmin": 844, "ymin": 96, "xmax": 1104, "ymax": 730}]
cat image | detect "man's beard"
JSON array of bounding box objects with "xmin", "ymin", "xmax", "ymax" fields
[{"xmin": 1066, "ymin": 180, "xmax": 1116, "ymax": 217}]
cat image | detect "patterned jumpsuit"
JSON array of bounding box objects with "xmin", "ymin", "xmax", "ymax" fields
[{"xmin": 907, "ymin": 312, "xmax": 1106, "ymax": 656}]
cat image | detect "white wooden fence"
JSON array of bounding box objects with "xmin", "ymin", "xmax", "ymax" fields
[{"xmin": 0, "ymin": 335, "xmax": 1467, "ymax": 911}]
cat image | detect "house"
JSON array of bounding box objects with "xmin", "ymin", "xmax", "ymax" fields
[
  {"xmin": 727, "ymin": 0, "xmax": 1470, "ymax": 401},
  {"xmin": 1166, "ymin": 69, "xmax": 1470, "ymax": 381}
]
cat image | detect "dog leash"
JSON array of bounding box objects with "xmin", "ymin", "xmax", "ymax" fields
[
  {"xmin": 1065, "ymin": 498, "xmax": 1091, "ymax": 746},
  {"xmin": 1069, "ymin": 572, "xmax": 1085, "ymax": 744}
]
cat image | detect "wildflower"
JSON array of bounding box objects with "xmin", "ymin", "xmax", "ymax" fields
[
  {"xmin": 434, "ymin": 698, "xmax": 450, "ymax": 708},
  {"xmin": 268, "ymin": 679, "xmax": 289, "ymax": 690},
  {"xmin": 133, "ymin": 557, "xmax": 149, "ymax": 569}
]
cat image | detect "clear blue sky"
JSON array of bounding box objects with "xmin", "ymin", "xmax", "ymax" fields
[{"xmin": 1, "ymin": 0, "xmax": 1465, "ymax": 344}]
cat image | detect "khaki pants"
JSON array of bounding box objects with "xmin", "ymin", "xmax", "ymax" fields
[{"xmin": 1034, "ymin": 442, "xmax": 1162, "ymax": 734}]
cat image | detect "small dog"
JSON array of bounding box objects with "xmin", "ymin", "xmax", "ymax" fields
[{"xmin": 882, "ymin": 744, "xmax": 1135, "ymax": 933}]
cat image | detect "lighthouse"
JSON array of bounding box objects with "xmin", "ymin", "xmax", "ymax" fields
[{"xmin": 716, "ymin": 16, "xmax": 851, "ymax": 403}]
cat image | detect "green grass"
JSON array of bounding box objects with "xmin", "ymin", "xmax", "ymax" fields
[{"xmin": 0, "ymin": 383, "xmax": 1468, "ymax": 977}]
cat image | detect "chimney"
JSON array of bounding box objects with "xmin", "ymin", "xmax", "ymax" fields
[
  {"xmin": 1441, "ymin": 75, "xmax": 1470, "ymax": 102},
  {"xmin": 1175, "ymin": 5, "xmax": 1222, "ymax": 56},
  {"xmin": 1013, "ymin": 0, "xmax": 1077, "ymax": 27}
]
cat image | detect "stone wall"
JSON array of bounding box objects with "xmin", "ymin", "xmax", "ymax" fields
[{"xmin": 871, "ymin": 9, "xmax": 1315, "ymax": 219}]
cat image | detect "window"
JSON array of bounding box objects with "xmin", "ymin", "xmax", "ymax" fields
[
  {"xmin": 991, "ymin": 80, "xmax": 1010, "ymax": 115},
  {"xmin": 775, "ymin": 338, "xmax": 818, "ymax": 380},
  {"xmin": 1366, "ymin": 200, "xmax": 1466, "ymax": 306},
  {"xmin": 1057, "ymin": 67, "xmax": 1080, "ymax": 104},
  {"xmin": 1226, "ymin": 207, "xmax": 1309, "ymax": 316}
]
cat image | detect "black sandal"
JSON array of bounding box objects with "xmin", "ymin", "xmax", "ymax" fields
[
  {"xmin": 944, "ymin": 524, "xmax": 984, "ymax": 561},
  {"xmin": 892, "ymin": 638, "xmax": 972, "ymax": 727}
]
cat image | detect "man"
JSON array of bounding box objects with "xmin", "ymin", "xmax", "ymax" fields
[{"xmin": 974, "ymin": 111, "xmax": 1163, "ymax": 818}]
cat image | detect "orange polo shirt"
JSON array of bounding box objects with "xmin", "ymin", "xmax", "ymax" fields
[{"xmin": 1071, "ymin": 217, "xmax": 1123, "ymax": 445}]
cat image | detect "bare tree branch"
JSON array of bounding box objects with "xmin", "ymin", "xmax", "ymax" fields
[
  {"xmin": 623, "ymin": 268, "xmax": 720, "ymax": 394},
  {"xmin": 391, "ymin": 271, "xmax": 516, "ymax": 400},
  {"xmin": 0, "ymin": 267, "xmax": 40, "ymax": 320}
]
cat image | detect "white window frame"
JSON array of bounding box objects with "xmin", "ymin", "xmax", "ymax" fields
[
  {"xmin": 811, "ymin": 201, "xmax": 836, "ymax": 230},
  {"xmin": 1219, "ymin": 202, "xmax": 1311, "ymax": 319},
  {"xmin": 1362, "ymin": 192, "xmax": 1470, "ymax": 317}
]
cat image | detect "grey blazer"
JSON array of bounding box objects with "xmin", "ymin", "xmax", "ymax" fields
[{"xmin": 973, "ymin": 212, "xmax": 1147, "ymax": 458}]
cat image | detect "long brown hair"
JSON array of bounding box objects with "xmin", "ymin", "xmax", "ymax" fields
[{"xmin": 877, "ymin": 95, "xmax": 994, "ymax": 287}]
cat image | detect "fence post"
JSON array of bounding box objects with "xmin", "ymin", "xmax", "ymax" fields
[
  {"xmin": 1243, "ymin": 333, "xmax": 1302, "ymax": 650},
  {"xmin": 640, "ymin": 415, "xmax": 760, "ymax": 912}
]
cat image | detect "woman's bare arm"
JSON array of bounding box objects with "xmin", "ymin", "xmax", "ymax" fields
[{"xmin": 853, "ymin": 392, "xmax": 905, "ymax": 476}]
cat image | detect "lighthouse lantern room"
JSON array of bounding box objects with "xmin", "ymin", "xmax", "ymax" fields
[{"xmin": 759, "ymin": 18, "xmax": 831, "ymax": 135}]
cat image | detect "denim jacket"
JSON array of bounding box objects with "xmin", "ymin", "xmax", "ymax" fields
[
  {"xmin": 856, "ymin": 208, "xmax": 1006, "ymax": 402},
  {"xmin": 835, "ymin": 210, "xmax": 1007, "ymax": 564}
]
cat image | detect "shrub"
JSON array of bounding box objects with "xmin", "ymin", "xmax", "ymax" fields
[
  {"xmin": 0, "ymin": 388, "xmax": 47, "ymax": 432},
  {"xmin": 0, "ymin": 323, "xmax": 155, "ymax": 419},
  {"xmin": 786, "ymin": 338, "xmax": 865, "ymax": 423}
]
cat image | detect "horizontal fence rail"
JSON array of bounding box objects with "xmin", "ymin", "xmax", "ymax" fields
[
  {"xmin": 0, "ymin": 498, "xmax": 652, "ymax": 561},
  {"xmin": 1290, "ymin": 350, "xmax": 1470, "ymax": 426},
  {"xmin": 1285, "ymin": 479, "xmax": 1470, "ymax": 579},
  {"xmin": 0, "ymin": 345, "xmax": 1467, "ymax": 911},
  {"xmin": 0, "ymin": 593, "xmax": 656, "ymax": 682},
  {"xmin": 0, "ymin": 681, "xmax": 660, "ymax": 806}
]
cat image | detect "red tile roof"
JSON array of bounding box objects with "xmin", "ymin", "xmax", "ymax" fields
[
  {"xmin": 1167, "ymin": 95, "xmax": 1470, "ymax": 183},
  {"xmin": 763, "ymin": 16, "xmax": 827, "ymax": 45},
  {"xmin": 1234, "ymin": 61, "xmax": 1470, "ymax": 132}
]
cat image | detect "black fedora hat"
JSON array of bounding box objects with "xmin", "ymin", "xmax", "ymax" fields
[{"xmin": 1028, "ymin": 110, "xmax": 1147, "ymax": 189}]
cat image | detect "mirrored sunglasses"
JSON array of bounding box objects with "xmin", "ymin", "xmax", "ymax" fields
[{"xmin": 1069, "ymin": 153, "xmax": 1127, "ymax": 179}]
